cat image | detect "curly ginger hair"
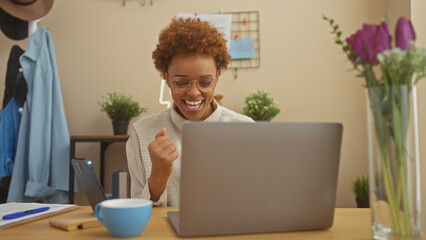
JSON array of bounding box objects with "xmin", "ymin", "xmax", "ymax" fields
[{"xmin": 152, "ymin": 18, "xmax": 231, "ymax": 79}]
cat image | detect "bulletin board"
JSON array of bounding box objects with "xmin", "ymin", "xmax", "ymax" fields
[{"xmin": 226, "ymin": 11, "xmax": 260, "ymax": 70}]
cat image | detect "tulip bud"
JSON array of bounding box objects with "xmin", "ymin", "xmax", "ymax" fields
[{"xmin": 395, "ymin": 17, "xmax": 416, "ymax": 50}]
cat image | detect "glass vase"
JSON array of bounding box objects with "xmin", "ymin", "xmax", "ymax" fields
[{"xmin": 366, "ymin": 85, "xmax": 422, "ymax": 239}]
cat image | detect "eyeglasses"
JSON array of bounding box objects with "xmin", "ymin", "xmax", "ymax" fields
[{"xmin": 168, "ymin": 75, "xmax": 217, "ymax": 93}]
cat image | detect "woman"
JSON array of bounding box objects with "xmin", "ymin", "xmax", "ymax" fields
[{"xmin": 126, "ymin": 18, "xmax": 254, "ymax": 207}]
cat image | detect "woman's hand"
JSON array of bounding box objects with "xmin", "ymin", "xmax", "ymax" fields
[{"xmin": 147, "ymin": 128, "xmax": 178, "ymax": 201}]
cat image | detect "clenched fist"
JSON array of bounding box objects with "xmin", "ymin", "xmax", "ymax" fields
[{"xmin": 147, "ymin": 128, "xmax": 178, "ymax": 201}]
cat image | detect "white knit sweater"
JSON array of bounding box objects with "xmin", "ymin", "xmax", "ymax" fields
[{"xmin": 126, "ymin": 104, "xmax": 253, "ymax": 206}]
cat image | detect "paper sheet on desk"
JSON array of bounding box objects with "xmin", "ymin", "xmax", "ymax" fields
[{"xmin": 0, "ymin": 202, "xmax": 78, "ymax": 228}]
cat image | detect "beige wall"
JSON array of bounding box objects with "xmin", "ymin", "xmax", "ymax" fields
[
  {"xmin": 411, "ymin": 0, "xmax": 426, "ymax": 230},
  {"xmin": 4, "ymin": 0, "xmax": 419, "ymax": 208},
  {"xmin": 385, "ymin": 0, "xmax": 410, "ymax": 30}
]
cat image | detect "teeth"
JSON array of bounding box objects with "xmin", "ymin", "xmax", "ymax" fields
[
  {"xmin": 184, "ymin": 100, "xmax": 203, "ymax": 110},
  {"xmin": 185, "ymin": 100, "xmax": 202, "ymax": 106},
  {"xmin": 188, "ymin": 105, "xmax": 199, "ymax": 109}
]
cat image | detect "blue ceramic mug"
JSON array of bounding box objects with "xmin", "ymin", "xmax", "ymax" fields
[{"xmin": 95, "ymin": 198, "xmax": 152, "ymax": 238}]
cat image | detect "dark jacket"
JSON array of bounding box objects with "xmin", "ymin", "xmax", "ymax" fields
[{"xmin": 2, "ymin": 45, "xmax": 27, "ymax": 108}]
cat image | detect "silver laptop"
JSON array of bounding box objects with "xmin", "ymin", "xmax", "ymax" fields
[{"xmin": 168, "ymin": 122, "xmax": 343, "ymax": 237}]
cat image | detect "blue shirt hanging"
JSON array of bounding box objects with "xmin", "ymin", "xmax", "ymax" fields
[
  {"xmin": 7, "ymin": 27, "xmax": 71, "ymax": 203},
  {"xmin": 0, "ymin": 98, "xmax": 22, "ymax": 180}
]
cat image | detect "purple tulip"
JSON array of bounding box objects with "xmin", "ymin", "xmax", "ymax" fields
[
  {"xmin": 395, "ymin": 17, "xmax": 416, "ymax": 50},
  {"xmin": 346, "ymin": 22, "xmax": 391, "ymax": 64}
]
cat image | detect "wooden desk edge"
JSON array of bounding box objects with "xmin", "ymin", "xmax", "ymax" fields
[{"xmin": 0, "ymin": 207, "xmax": 378, "ymax": 239}]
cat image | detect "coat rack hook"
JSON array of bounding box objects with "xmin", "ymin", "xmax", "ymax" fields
[
  {"xmin": 233, "ymin": 68, "xmax": 238, "ymax": 80},
  {"xmin": 122, "ymin": 0, "xmax": 125, "ymax": 6}
]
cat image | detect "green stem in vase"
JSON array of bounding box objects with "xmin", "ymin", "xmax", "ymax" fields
[
  {"xmin": 399, "ymin": 165, "xmax": 412, "ymax": 235},
  {"xmin": 368, "ymin": 85, "xmax": 412, "ymax": 236},
  {"xmin": 381, "ymin": 149, "xmax": 403, "ymax": 235},
  {"xmin": 373, "ymin": 84, "xmax": 415, "ymax": 237},
  {"xmin": 390, "ymin": 86, "xmax": 413, "ymax": 236}
]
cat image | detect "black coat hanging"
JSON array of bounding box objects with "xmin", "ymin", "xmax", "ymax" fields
[{"xmin": 2, "ymin": 45, "xmax": 27, "ymax": 109}]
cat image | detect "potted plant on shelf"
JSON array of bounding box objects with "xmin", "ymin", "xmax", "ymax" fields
[
  {"xmin": 99, "ymin": 92, "xmax": 146, "ymax": 135},
  {"xmin": 242, "ymin": 90, "xmax": 280, "ymax": 121},
  {"xmin": 351, "ymin": 174, "xmax": 369, "ymax": 208}
]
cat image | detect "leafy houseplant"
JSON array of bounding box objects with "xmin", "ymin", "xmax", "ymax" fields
[
  {"xmin": 351, "ymin": 175, "xmax": 369, "ymax": 208},
  {"xmin": 324, "ymin": 15, "xmax": 426, "ymax": 238},
  {"xmin": 99, "ymin": 92, "xmax": 146, "ymax": 135},
  {"xmin": 242, "ymin": 90, "xmax": 280, "ymax": 121}
]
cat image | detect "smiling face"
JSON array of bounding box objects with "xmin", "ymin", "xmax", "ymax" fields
[{"xmin": 166, "ymin": 53, "xmax": 220, "ymax": 121}]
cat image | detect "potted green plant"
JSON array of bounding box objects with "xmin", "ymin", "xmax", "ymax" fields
[
  {"xmin": 351, "ymin": 174, "xmax": 369, "ymax": 208},
  {"xmin": 99, "ymin": 92, "xmax": 146, "ymax": 135},
  {"xmin": 242, "ymin": 90, "xmax": 280, "ymax": 121}
]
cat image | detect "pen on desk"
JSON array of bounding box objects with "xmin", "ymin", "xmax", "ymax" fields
[{"xmin": 2, "ymin": 207, "xmax": 50, "ymax": 220}]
